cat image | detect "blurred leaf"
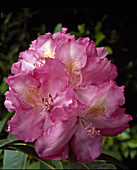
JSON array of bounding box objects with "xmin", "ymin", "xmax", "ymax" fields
[
  {"xmin": 123, "ymin": 149, "xmax": 129, "ymax": 158},
  {"xmin": 65, "ymin": 160, "xmax": 117, "ymax": 169},
  {"xmin": 104, "ymin": 46, "xmax": 113, "ymax": 55},
  {"xmin": 78, "ymin": 24, "xmax": 85, "ymax": 34},
  {"xmin": 0, "ymin": 113, "xmax": 11, "ymax": 133},
  {"xmin": 98, "ymin": 153, "xmax": 128, "ymax": 169},
  {"xmin": 95, "ymin": 32, "xmax": 106, "ymax": 46},
  {"xmin": 51, "ymin": 160, "xmax": 64, "ymax": 169},
  {"xmin": 0, "ymin": 138, "xmax": 17, "ymax": 148},
  {"xmin": 53, "ymin": 23, "xmax": 62, "ymax": 33},
  {"xmin": 1, "ymin": 144, "xmax": 55, "ymax": 169},
  {"xmin": 95, "ymin": 21, "xmax": 102, "ymax": 34},
  {"xmin": 127, "ymin": 61, "xmax": 134, "ymax": 69},
  {"xmin": 1, "ymin": 12, "xmax": 4, "ymax": 19},
  {"xmin": 8, "ymin": 21, "xmax": 22, "ymax": 28},
  {"xmin": 40, "ymin": 160, "xmax": 54, "ymax": 169},
  {"xmin": 26, "ymin": 161, "xmax": 40, "ymax": 169},
  {"xmin": 37, "ymin": 24, "xmax": 46, "ymax": 36},
  {"xmin": 130, "ymin": 150, "xmax": 137, "ymax": 159},
  {"xmin": 0, "ymin": 77, "xmax": 8, "ymax": 95},
  {"xmin": 9, "ymin": 44, "xmax": 20, "ymax": 56},
  {"xmin": 3, "ymin": 150, "xmax": 28, "ymax": 169},
  {"xmin": 4, "ymin": 12, "xmax": 12, "ymax": 24},
  {"xmin": 102, "ymin": 149, "xmax": 122, "ymax": 161},
  {"xmin": 117, "ymin": 131, "xmax": 130, "ymax": 141},
  {"xmin": 108, "ymin": 30, "xmax": 119, "ymax": 44},
  {"xmin": 126, "ymin": 140, "xmax": 137, "ymax": 148}
]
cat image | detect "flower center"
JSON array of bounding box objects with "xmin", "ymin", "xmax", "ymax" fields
[
  {"xmin": 64, "ymin": 59, "xmax": 83, "ymax": 87},
  {"xmin": 82, "ymin": 100, "xmax": 106, "ymax": 118},
  {"xmin": 42, "ymin": 93, "xmax": 53, "ymax": 112},
  {"xmin": 43, "ymin": 48, "xmax": 55, "ymax": 58},
  {"xmin": 79, "ymin": 117, "xmax": 100, "ymax": 137},
  {"xmin": 23, "ymin": 85, "xmax": 40, "ymax": 106}
]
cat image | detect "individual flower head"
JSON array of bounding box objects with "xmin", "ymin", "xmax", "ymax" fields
[
  {"xmin": 11, "ymin": 28, "xmax": 117, "ymax": 88},
  {"xmin": 55, "ymin": 37, "xmax": 117, "ymax": 87},
  {"xmin": 11, "ymin": 28, "xmax": 75, "ymax": 75},
  {"xmin": 71, "ymin": 81, "xmax": 132, "ymax": 161},
  {"xmin": 35, "ymin": 81, "xmax": 132, "ymax": 161},
  {"xmin": 5, "ymin": 58, "xmax": 76, "ymax": 142}
]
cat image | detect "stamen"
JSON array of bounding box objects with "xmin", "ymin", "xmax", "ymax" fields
[
  {"xmin": 33, "ymin": 54, "xmax": 45, "ymax": 68},
  {"xmin": 80, "ymin": 118, "xmax": 100, "ymax": 137},
  {"xmin": 75, "ymin": 70, "xmax": 83, "ymax": 87},
  {"xmin": 43, "ymin": 48, "xmax": 55, "ymax": 58},
  {"xmin": 69, "ymin": 70, "xmax": 83, "ymax": 87},
  {"xmin": 33, "ymin": 63, "xmax": 39, "ymax": 68},
  {"xmin": 42, "ymin": 93, "xmax": 53, "ymax": 112}
]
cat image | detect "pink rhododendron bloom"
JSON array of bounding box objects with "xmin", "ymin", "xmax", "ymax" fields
[
  {"xmin": 5, "ymin": 27, "xmax": 132, "ymax": 161},
  {"xmin": 11, "ymin": 28, "xmax": 117, "ymax": 87},
  {"xmin": 35, "ymin": 80, "xmax": 132, "ymax": 161},
  {"xmin": 5, "ymin": 58, "xmax": 77, "ymax": 142}
]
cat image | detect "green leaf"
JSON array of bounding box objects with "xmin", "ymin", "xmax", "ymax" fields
[
  {"xmin": 117, "ymin": 131, "xmax": 130, "ymax": 141},
  {"xmin": 0, "ymin": 134, "xmax": 55, "ymax": 170},
  {"xmin": 0, "ymin": 138, "xmax": 17, "ymax": 148},
  {"xmin": 126, "ymin": 140, "xmax": 137, "ymax": 148},
  {"xmin": 4, "ymin": 12, "xmax": 12, "ymax": 24},
  {"xmin": 3, "ymin": 150, "xmax": 28, "ymax": 169},
  {"xmin": 78, "ymin": 24, "xmax": 85, "ymax": 34},
  {"xmin": 3, "ymin": 144, "xmax": 55, "ymax": 169},
  {"xmin": 26, "ymin": 161, "xmax": 40, "ymax": 169},
  {"xmin": 0, "ymin": 77, "xmax": 9, "ymax": 95},
  {"xmin": 40, "ymin": 160, "xmax": 54, "ymax": 169},
  {"xmin": 98, "ymin": 153, "xmax": 128, "ymax": 169},
  {"xmin": 95, "ymin": 21, "xmax": 102, "ymax": 34},
  {"xmin": 104, "ymin": 46, "xmax": 113, "ymax": 55},
  {"xmin": 65, "ymin": 160, "xmax": 117, "ymax": 169},
  {"xmin": 53, "ymin": 23, "xmax": 62, "ymax": 33},
  {"xmin": 51, "ymin": 160, "xmax": 64, "ymax": 169},
  {"xmin": 130, "ymin": 149, "xmax": 137, "ymax": 159},
  {"xmin": 95, "ymin": 32, "xmax": 106, "ymax": 46},
  {"xmin": 0, "ymin": 113, "xmax": 10, "ymax": 133},
  {"xmin": 37, "ymin": 24, "xmax": 46, "ymax": 36}
]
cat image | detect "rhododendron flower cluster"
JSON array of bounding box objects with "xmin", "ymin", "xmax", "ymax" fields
[{"xmin": 5, "ymin": 28, "xmax": 132, "ymax": 161}]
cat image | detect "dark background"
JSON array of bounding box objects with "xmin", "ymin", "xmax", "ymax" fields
[{"xmin": 1, "ymin": 8, "xmax": 137, "ymax": 169}]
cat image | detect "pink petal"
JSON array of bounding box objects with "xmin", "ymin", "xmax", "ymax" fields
[
  {"xmin": 100, "ymin": 124, "xmax": 130, "ymax": 137},
  {"xmin": 75, "ymin": 85, "xmax": 98, "ymax": 104},
  {"xmin": 35, "ymin": 118, "xmax": 77, "ymax": 160},
  {"xmin": 51, "ymin": 98, "xmax": 78, "ymax": 123},
  {"xmin": 6, "ymin": 73, "xmax": 41, "ymax": 109},
  {"xmin": 71, "ymin": 128, "xmax": 103, "ymax": 161},
  {"xmin": 76, "ymin": 38, "xmax": 98, "ymax": 58},
  {"xmin": 7, "ymin": 106, "xmax": 46, "ymax": 142},
  {"xmin": 35, "ymin": 34, "xmax": 56, "ymax": 58},
  {"xmin": 93, "ymin": 108, "xmax": 133, "ymax": 136},
  {"xmin": 81, "ymin": 81, "xmax": 132, "ymax": 136},
  {"xmin": 55, "ymin": 39, "xmax": 87, "ymax": 73},
  {"xmin": 4, "ymin": 90, "xmax": 16, "ymax": 112},
  {"xmin": 82, "ymin": 57, "xmax": 118, "ymax": 86},
  {"xmin": 4, "ymin": 88, "xmax": 20, "ymax": 112},
  {"xmin": 53, "ymin": 27, "xmax": 75, "ymax": 43},
  {"xmin": 84, "ymin": 81, "xmax": 125, "ymax": 120},
  {"xmin": 97, "ymin": 47, "xmax": 109, "ymax": 59},
  {"xmin": 29, "ymin": 40, "xmax": 37, "ymax": 50},
  {"xmin": 11, "ymin": 50, "xmax": 42, "ymax": 74},
  {"xmin": 34, "ymin": 58, "xmax": 69, "ymax": 97}
]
